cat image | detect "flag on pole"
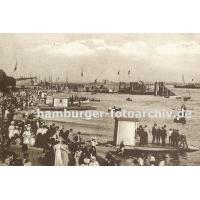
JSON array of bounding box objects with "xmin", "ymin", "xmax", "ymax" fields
[
  {"xmin": 81, "ymin": 71, "xmax": 84, "ymax": 77},
  {"xmin": 14, "ymin": 61, "xmax": 17, "ymax": 72},
  {"xmin": 118, "ymin": 70, "xmax": 120, "ymax": 75},
  {"xmin": 128, "ymin": 70, "xmax": 131, "ymax": 75}
]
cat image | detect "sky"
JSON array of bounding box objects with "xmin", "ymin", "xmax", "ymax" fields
[{"xmin": 0, "ymin": 33, "xmax": 200, "ymax": 83}]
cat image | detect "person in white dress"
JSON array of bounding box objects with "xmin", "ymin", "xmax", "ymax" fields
[
  {"xmin": 23, "ymin": 125, "xmax": 32, "ymax": 145},
  {"xmin": 54, "ymin": 138, "xmax": 69, "ymax": 166},
  {"xmin": 54, "ymin": 141, "xmax": 63, "ymax": 166},
  {"xmin": 8, "ymin": 121, "xmax": 15, "ymax": 139}
]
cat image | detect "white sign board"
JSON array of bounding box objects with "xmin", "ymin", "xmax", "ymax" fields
[
  {"xmin": 53, "ymin": 98, "xmax": 68, "ymax": 107},
  {"xmin": 114, "ymin": 118, "xmax": 138, "ymax": 146},
  {"xmin": 46, "ymin": 96, "xmax": 53, "ymax": 105}
]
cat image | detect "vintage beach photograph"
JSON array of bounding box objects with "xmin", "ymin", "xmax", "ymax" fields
[{"xmin": 0, "ymin": 33, "xmax": 200, "ymax": 166}]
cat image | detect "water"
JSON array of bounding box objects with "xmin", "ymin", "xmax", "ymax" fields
[{"xmin": 45, "ymin": 87, "xmax": 200, "ymax": 165}]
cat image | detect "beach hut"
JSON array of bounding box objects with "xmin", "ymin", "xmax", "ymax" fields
[
  {"xmin": 113, "ymin": 118, "xmax": 138, "ymax": 146},
  {"xmin": 45, "ymin": 95, "xmax": 53, "ymax": 105},
  {"xmin": 53, "ymin": 96, "xmax": 68, "ymax": 108}
]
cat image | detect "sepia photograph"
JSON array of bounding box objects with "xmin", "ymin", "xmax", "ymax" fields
[{"xmin": 0, "ymin": 33, "xmax": 200, "ymax": 166}]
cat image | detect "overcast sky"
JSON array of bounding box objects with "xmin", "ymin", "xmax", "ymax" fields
[{"xmin": 0, "ymin": 33, "xmax": 200, "ymax": 82}]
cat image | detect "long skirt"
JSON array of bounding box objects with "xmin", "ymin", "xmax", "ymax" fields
[
  {"xmin": 54, "ymin": 150, "xmax": 63, "ymax": 166},
  {"xmin": 61, "ymin": 150, "xmax": 69, "ymax": 166}
]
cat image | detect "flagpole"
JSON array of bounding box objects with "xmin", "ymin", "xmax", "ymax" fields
[
  {"xmin": 81, "ymin": 72, "xmax": 83, "ymax": 92},
  {"xmin": 128, "ymin": 70, "xmax": 131, "ymax": 83}
]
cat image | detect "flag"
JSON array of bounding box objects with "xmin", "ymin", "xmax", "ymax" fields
[
  {"xmin": 118, "ymin": 70, "xmax": 120, "ymax": 75},
  {"xmin": 81, "ymin": 71, "xmax": 84, "ymax": 77},
  {"xmin": 128, "ymin": 70, "xmax": 131, "ymax": 75},
  {"xmin": 14, "ymin": 61, "xmax": 17, "ymax": 72}
]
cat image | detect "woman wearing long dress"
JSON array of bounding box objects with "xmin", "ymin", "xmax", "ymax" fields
[
  {"xmin": 54, "ymin": 139, "xmax": 70, "ymax": 166},
  {"xmin": 54, "ymin": 142, "xmax": 63, "ymax": 166},
  {"xmin": 60, "ymin": 143, "xmax": 69, "ymax": 166}
]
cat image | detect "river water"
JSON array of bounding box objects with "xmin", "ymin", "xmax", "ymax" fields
[{"xmin": 43, "ymin": 87, "xmax": 200, "ymax": 165}]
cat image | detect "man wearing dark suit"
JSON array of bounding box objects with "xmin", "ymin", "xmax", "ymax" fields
[
  {"xmin": 161, "ymin": 125, "xmax": 167, "ymax": 146},
  {"xmin": 152, "ymin": 123, "xmax": 157, "ymax": 144}
]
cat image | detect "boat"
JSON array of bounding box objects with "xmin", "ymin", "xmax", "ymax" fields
[
  {"xmin": 183, "ymin": 96, "xmax": 191, "ymax": 101},
  {"xmin": 122, "ymin": 145, "xmax": 199, "ymax": 153},
  {"xmin": 174, "ymin": 75, "xmax": 200, "ymax": 89},
  {"xmin": 126, "ymin": 97, "xmax": 133, "ymax": 101},
  {"xmin": 174, "ymin": 83, "xmax": 200, "ymax": 89},
  {"xmin": 174, "ymin": 116, "xmax": 186, "ymax": 124},
  {"xmin": 90, "ymin": 98, "xmax": 100, "ymax": 102},
  {"xmin": 108, "ymin": 106, "xmax": 121, "ymax": 112},
  {"xmin": 72, "ymin": 99, "xmax": 90, "ymax": 105}
]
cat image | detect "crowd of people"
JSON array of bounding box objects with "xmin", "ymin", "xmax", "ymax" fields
[
  {"xmin": 0, "ymin": 91, "xmax": 189, "ymax": 166},
  {"xmin": 0, "ymin": 92, "xmax": 100, "ymax": 166},
  {"xmin": 0, "ymin": 92, "xmax": 36, "ymax": 121},
  {"xmin": 0, "ymin": 116, "xmax": 100, "ymax": 166},
  {"xmin": 136, "ymin": 123, "xmax": 188, "ymax": 149}
]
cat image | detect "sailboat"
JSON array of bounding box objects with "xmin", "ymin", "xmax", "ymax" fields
[{"xmin": 180, "ymin": 75, "xmax": 191, "ymax": 101}]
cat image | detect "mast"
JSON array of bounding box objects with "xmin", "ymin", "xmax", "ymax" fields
[{"xmin": 182, "ymin": 74, "xmax": 185, "ymax": 84}]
